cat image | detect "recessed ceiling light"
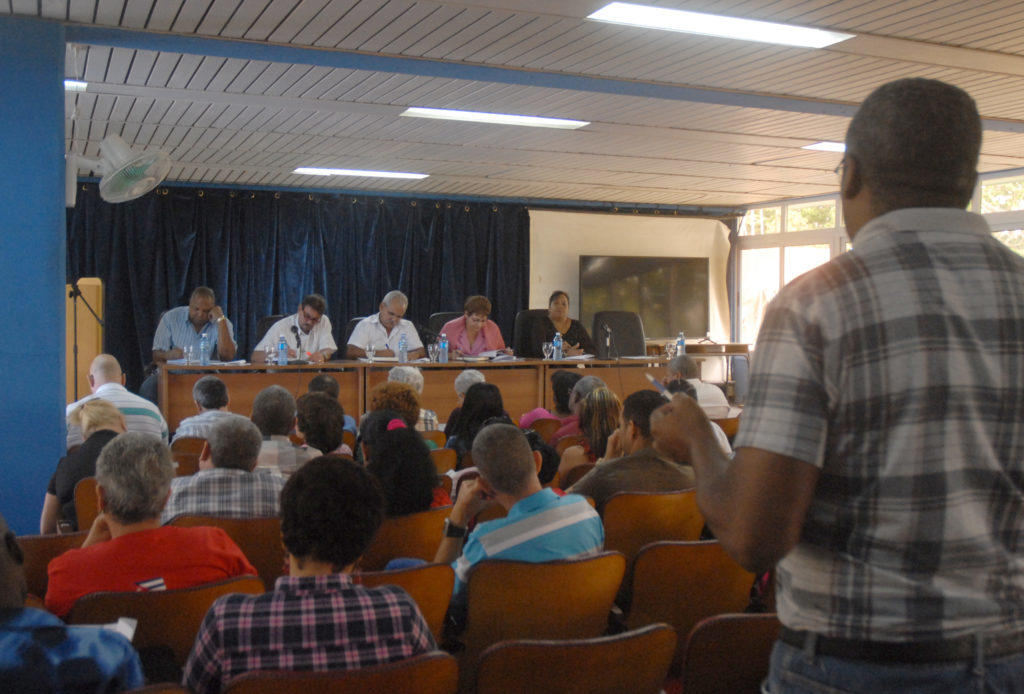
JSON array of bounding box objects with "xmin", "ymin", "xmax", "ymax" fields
[
  {"xmin": 294, "ymin": 167, "xmax": 428, "ymax": 180},
  {"xmin": 401, "ymin": 107, "xmax": 588, "ymax": 129},
  {"xmin": 64, "ymin": 79, "xmax": 88, "ymax": 92},
  {"xmin": 802, "ymin": 141, "xmax": 846, "ymax": 152},
  {"xmin": 587, "ymin": 3, "xmax": 854, "ymax": 49}
]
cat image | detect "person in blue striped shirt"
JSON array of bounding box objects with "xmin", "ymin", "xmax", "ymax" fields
[
  {"xmin": 434, "ymin": 422, "xmax": 604, "ymax": 622},
  {"xmin": 152, "ymin": 286, "xmax": 236, "ymax": 364}
]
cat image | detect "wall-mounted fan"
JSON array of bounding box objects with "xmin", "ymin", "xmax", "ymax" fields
[{"xmin": 66, "ymin": 135, "xmax": 171, "ymax": 207}]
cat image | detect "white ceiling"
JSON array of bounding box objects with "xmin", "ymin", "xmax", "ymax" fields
[{"xmin": 7, "ymin": 0, "xmax": 1024, "ymax": 208}]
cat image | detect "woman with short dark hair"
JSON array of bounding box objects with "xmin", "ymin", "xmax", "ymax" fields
[
  {"xmin": 528, "ymin": 290, "xmax": 596, "ymax": 358},
  {"xmin": 439, "ymin": 295, "xmax": 510, "ymax": 357}
]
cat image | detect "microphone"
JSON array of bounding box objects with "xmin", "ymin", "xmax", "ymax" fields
[
  {"xmin": 290, "ymin": 325, "xmax": 302, "ymax": 353},
  {"xmin": 602, "ymin": 322, "xmax": 616, "ymax": 359}
]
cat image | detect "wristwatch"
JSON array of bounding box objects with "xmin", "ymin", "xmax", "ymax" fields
[{"xmin": 443, "ymin": 519, "xmax": 468, "ymax": 539}]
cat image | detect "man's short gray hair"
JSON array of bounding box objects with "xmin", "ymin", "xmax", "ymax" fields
[
  {"xmin": 668, "ymin": 355, "xmax": 699, "ymax": 380},
  {"xmin": 382, "ymin": 290, "xmax": 408, "ymax": 308},
  {"xmin": 251, "ymin": 385, "xmax": 295, "ymax": 436},
  {"xmin": 454, "ymin": 369, "xmax": 486, "ymax": 396},
  {"xmin": 472, "ymin": 423, "xmax": 536, "ymax": 496},
  {"xmin": 570, "ymin": 375, "xmax": 606, "ymax": 410},
  {"xmin": 388, "ymin": 365, "xmax": 424, "ymax": 394},
  {"xmin": 96, "ymin": 432, "xmax": 174, "ymax": 524},
  {"xmin": 192, "ymin": 375, "xmax": 229, "ymax": 410},
  {"xmin": 207, "ymin": 415, "xmax": 262, "ymax": 471}
]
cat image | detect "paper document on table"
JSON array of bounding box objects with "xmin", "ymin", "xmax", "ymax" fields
[{"xmin": 563, "ymin": 354, "xmax": 594, "ymax": 360}]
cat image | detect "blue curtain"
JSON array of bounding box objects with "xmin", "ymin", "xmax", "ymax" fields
[{"xmin": 67, "ymin": 184, "xmax": 530, "ymax": 389}]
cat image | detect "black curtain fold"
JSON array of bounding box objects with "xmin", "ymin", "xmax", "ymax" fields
[{"xmin": 67, "ymin": 185, "xmax": 530, "ymax": 390}]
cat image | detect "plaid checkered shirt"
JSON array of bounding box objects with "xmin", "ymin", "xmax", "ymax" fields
[
  {"xmin": 734, "ymin": 208, "xmax": 1024, "ymax": 641},
  {"xmin": 182, "ymin": 573, "xmax": 436, "ymax": 694},
  {"xmin": 161, "ymin": 468, "xmax": 285, "ymax": 524}
]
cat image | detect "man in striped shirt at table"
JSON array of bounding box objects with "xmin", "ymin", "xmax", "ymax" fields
[{"xmin": 66, "ymin": 354, "xmax": 168, "ymax": 448}]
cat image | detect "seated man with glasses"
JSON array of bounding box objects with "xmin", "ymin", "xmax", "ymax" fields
[{"xmin": 253, "ymin": 294, "xmax": 337, "ymax": 363}]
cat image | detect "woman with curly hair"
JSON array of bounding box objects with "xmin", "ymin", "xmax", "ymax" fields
[{"xmin": 556, "ymin": 387, "xmax": 622, "ymax": 484}]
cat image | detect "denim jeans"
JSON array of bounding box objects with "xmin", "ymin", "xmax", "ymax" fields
[{"xmin": 764, "ymin": 638, "xmax": 1024, "ymax": 694}]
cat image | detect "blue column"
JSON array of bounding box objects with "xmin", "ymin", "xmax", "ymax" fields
[{"xmin": 0, "ymin": 17, "xmax": 66, "ymax": 534}]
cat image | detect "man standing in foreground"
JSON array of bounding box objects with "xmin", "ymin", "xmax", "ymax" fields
[
  {"xmin": 253, "ymin": 293, "xmax": 337, "ymax": 363},
  {"xmin": 652, "ymin": 78, "xmax": 1024, "ymax": 690},
  {"xmin": 345, "ymin": 290, "xmax": 425, "ymax": 359}
]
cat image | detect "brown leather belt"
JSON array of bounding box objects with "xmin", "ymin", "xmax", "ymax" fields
[{"xmin": 780, "ymin": 626, "xmax": 1024, "ymax": 664}]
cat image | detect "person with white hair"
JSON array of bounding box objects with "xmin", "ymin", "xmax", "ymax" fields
[
  {"xmin": 388, "ymin": 365, "xmax": 438, "ymax": 431},
  {"xmin": 345, "ymin": 290, "xmax": 424, "ymax": 360},
  {"xmin": 444, "ymin": 369, "xmax": 486, "ymax": 438}
]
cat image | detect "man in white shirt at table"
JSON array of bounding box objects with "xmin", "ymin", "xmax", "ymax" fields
[
  {"xmin": 345, "ymin": 290, "xmax": 425, "ymax": 360},
  {"xmin": 253, "ymin": 294, "xmax": 337, "ymax": 363}
]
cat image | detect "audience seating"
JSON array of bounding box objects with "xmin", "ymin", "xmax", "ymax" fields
[
  {"xmin": 223, "ymin": 652, "xmax": 458, "ymax": 694},
  {"xmin": 475, "ymin": 623, "xmax": 677, "ymax": 694},
  {"xmin": 626, "ymin": 541, "xmax": 756, "ymax": 675},
  {"xmin": 73, "ymin": 477, "xmax": 100, "ymax": 531},
  {"xmin": 288, "ymin": 432, "xmax": 304, "ymax": 447},
  {"xmin": 19, "ymin": 530, "xmax": 88, "ymax": 599},
  {"xmin": 24, "ymin": 593, "xmax": 45, "ymax": 610},
  {"xmin": 457, "ymin": 451, "xmax": 474, "ymax": 470},
  {"xmin": 457, "ymin": 552, "xmax": 626, "ymax": 693},
  {"xmin": 422, "ymin": 430, "xmax": 447, "ymax": 448},
  {"xmin": 711, "ymin": 416, "xmax": 740, "ymax": 441},
  {"xmin": 558, "ymin": 463, "xmax": 595, "ymax": 490},
  {"xmin": 554, "ymin": 435, "xmax": 587, "ymax": 456},
  {"xmin": 679, "ymin": 613, "xmax": 781, "ymax": 694},
  {"xmin": 358, "ymin": 506, "xmax": 452, "ymax": 571},
  {"xmin": 67, "ymin": 575, "xmax": 265, "ymax": 666},
  {"xmin": 591, "ymin": 310, "xmax": 647, "ymax": 359},
  {"xmin": 169, "ymin": 516, "xmax": 285, "ymax": 590},
  {"xmin": 355, "ymin": 563, "xmax": 455, "ymax": 642},
  {"xmin": 342, "ymin": 430, "xmax": 356, "ymax": 450},
  {"xmin": 430, "ymin": 448, "xmax": 457, "ymax": 475},
  {"xmin": 170, "ymin": 436, "xmax": 205, "ymax": 476},
  {"xmin": 126, "ymin": 685, "xmax": 190, "ymax": 693},
  {"xmin": 528, "ymin": 417, "xmax": 561, "ymax": 444}
]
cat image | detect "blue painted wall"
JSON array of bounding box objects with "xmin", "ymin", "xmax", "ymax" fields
[{"xmin": 0, "ymin": 17, "xmax": 66, "ymax": 535}]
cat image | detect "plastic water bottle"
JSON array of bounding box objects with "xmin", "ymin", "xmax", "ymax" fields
[
  {"xmin": 553, "ymin": 332, "xmax": 563, "ymax": 360},
  {"xmin": 198, "ymin": 333, "xmax": 210, "ymax": 366},
  {"xmin": 676, "ymin": 331, "xmax": 686, "ymax": 355},
  {"xmin": 438, "ymin": 333, "xmax": 449, "ymax": 363},
  {"xmin": 276, "ymin": 334, "xmax": 288, "ymax": 365},
  {"xmin": 397, "ymin": 332, "xmax": 409, "ymax": 363}
]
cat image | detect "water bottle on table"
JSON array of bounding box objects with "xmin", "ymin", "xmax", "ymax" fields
[
  {"xmin": 397, "ymin": 333, "xmax": 408, "ymax": 363},
  {"xmin": 438, "ymin": 333, "xmax": 449, "ymax": 363},
  {"xmin": 199, "ymin": 333, "xmax": 210, "ymax": 366},
  {"xmin": 676, "ymin": 331, "xmax": 686, "ymax": 355},
  {"xmin": 277, "ymin": 334, "xmax": 288, "ymax": 365},
  {"xmin": 553, "ymin": 332, "xmax": 563, "ymax": 360}
]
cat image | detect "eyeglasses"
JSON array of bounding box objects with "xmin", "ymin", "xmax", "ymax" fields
[
  {"xmin": 300, "ymin": 310, "xmax": 322, "ymax": 325},
  {"xmin": 833, "ymin": 157, "xmax": 845, "ymax": 177}
]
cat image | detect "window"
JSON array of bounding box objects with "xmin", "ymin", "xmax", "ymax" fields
[
  {"xmin": 738, "ymin": 207, "xmax": 780, "ymax": 236},
  {"xmin": 739, "ymin": 247, "xmax": 780, "ymax": 344},
  {"xmin": 787, "ymin": 201, "xmax": 836, "ymax": 232},
  {"xmin": 981, "ymin": 176, "xmax": 1024, "ymax": 214},
  {"xmin": 784, "ymin": 244, "xmax": 831, "ymax": 283},
  {"xmin": 993, "ymin": 229, "xmax": 1024, "ymax": 257}
]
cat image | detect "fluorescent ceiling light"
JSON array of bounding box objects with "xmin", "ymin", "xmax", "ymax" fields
[
  {"xmin": 293, "ymin": 167, "xmax": 428, "ymax": 180},
  {"xmin": 64, "ymin": 79, "xmax": 88, "ymax": 92},
  {"xmin": 802, "ymin": 141, "xmax": 846, "ymax": 152},
  {"xmin": 401, "ymin": 107, "xmax": 588, "ymax": 129},
  {"xmin": 587, "ymin": 2, "xmax": 854, "ymax": 49}
]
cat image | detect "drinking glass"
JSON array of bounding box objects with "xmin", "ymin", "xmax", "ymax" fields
[
  {"xmin": 184, "ymin": 345, "xmax": 196, "ymax": 364},
  {"xmin": 664, "ymin": 342, "xmax": 676, "ymax": 358},
  {"xmin": 428, "ymin": 342, "xmax": 440, "ymax": 362},
  {"xmin": 366, "ymin": 343, "xmax": 375, "ymax": 362},
  {"xmin": 265, "ymin": 345, "xmax": 275, "ymax": 365},
  {"xmin": 542, "ymin": 342, "xmax": 554, "ymax": 360}
]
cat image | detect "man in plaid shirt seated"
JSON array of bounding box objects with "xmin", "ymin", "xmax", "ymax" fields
[
  {"xmin": 183, "ymin": 456, "xmax": 437, "ymax": 693},
  {"xmin": 162, "ymin": 415, "xmax": 284, "ymax": 524}
]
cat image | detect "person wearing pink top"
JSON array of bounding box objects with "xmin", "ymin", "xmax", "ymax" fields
[{"xmin": 439, "ymin": 295, "xmax": 512, "ymax": 357}]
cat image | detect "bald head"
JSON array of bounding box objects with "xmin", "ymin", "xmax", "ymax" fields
[
  {"xmin": 0, "ymin": 512, "xmax": 27, "ymax": 609},
  {"xmin": 89, "ymin": 354, "xmax": 124, "ymax": 388}
]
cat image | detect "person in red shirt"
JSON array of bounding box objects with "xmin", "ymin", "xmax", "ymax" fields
[{"xmin": 45, "ymin": 432, "xmax": 255, "ymax": 619}]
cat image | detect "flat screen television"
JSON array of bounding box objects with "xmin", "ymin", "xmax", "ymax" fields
[{"xmin": 579, "ymin": 255, "xmax": 710, "ymax": 340}]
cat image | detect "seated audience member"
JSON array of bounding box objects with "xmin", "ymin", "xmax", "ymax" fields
[
  {"xmin": 253, "ymin": 293, "xmax": 337, "ymax": 363},
  {"xmin": 346, "ymin": 290, "xmax": 425, "ymax": 360},
  {"xmin": 307, "ymin": 374, "xmax": 357, "ymax": 436},
  {"xmin": 45, "ymin": 433, "xmax": 256, "ymax": 619},
  {"xmin": 444, "ymin": 369, "xmax": 486, "ymax": 438},
  {"xmin": 252, "ymin": 385, "xmax": 321, "ymax": 476},
  {"xmin": 556, "ymin": 387, "xmax": 623, "ymax": 482},
  {"xmin": 366, "ymin": 420, "xmax": 451, "ymax": 514},
  {"xmin": 41, "ymin": 400, "xmax": 125, "ymax": 534},
  {"xmin": 182, "ymin": 456, "xmax": 436, "ymax": 694},
  {"xmin": 388, "ymin": 365, "xmax": 439, "ymax": 431},
  {"xmin": 162, "ymin": 416, "xmax": 285, "ymax": 523},
  {"xmin": 444, "ymin": 382, "xmax": 505, "ymax": 465},
  {"xmin": 434, "ymin": 424, "xmax": 603, "ymax": 619},
  {"xmin": 0, "ymin": 512, "xmax": 145, "ymax": 691},
  {"xmin": 666, "ymin": 354, "xmax": 730, "ymax": 417},
  {"xmin": 367, "ymin": 381, "xmax": 425, "ymax": 434},
  {"xmin": 666, "ymin": 379, "xmax": 732, "ymax": 454},
  {"xmin": 296, "ymin": 392, "xmax": 353, "ymax": 457},
  {"xmin": 439, "ymin": 295, "xmax": 510, "ymax": 357},
  {"xmin": 550, "ymin": 375, "xmax": 606, "ymax": 444},
  {"xmin": 519, "ymin": 369, "xmax": 583, "ymax": 429},
  {"xmin": 66, "ymin": 354, "xmax": 168, "ymax": 448},
  {"xmin": 172, "ymin": 375, "xmax": 234, "ymax": 441},
  {"xmin": 569, "ymin": 390, "xmax": 696, "ymax": 513}
]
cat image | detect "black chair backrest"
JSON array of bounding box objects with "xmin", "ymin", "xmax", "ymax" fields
[
  {"xmin": 592, "ymin": 311, "xmax": 646, "ymax": 358},
  {"xmin": 428, "ymin": 312, "xmax": 462, "ymax": 338},
  {"xmin": 342, "ymin": 317, "xmax": 365, "ymax": 349},
  {"xmin": 513, "ymin": 309, "xmax": 549, "ymax": 358},
  {"xmin": 255, "ymin": 314, "xmax": 286, "ymax": 344}
]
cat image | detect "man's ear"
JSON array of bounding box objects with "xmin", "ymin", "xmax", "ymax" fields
[
  {"xmin": 96, "ymin": 484, "xmax": 107, "ymax": 512},
  {"xmin": 198, "ymin": 441, "xmax": 212, "ymax": 465},
  {"xmin": 120, "ymin": 373, "xmax": 127, "ymax": 386},
  {"xmin": 842, "ymin": 156, "xmax": 863, "ymax": 200},
  {"xmin": 533, "ymin": 449, "xmax": 543, "ymax": 475}
]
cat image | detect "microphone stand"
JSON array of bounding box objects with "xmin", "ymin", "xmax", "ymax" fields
[
  {"xmin": 68, "ymin": 280, "xmax": 104, "ymax": 400},
  {"xmin": 602, "ymin": 323, "xmax": 619, "ymax": 360}
]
